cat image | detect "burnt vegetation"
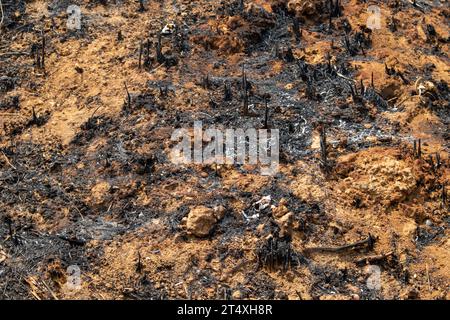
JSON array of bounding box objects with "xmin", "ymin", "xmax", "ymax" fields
[{"xmin": 0, "ymin": 0, "xmax": 448, "ymax": 300}]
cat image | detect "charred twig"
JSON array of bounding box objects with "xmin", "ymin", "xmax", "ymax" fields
[
  {"xmin": 31, "ymin": 107, "xmax": 38, "ymax": 124},
  {"xmin": 41, "ymin": 30, "xmax": 45, "ymax": 69},
  {"xmin": 138, "ymin": 40, "xmax": 143, "ymax": 69},
  {"xmin": 305, "ymin": 234, "xmax": 376, "ymax": 254},
  {"xmin": 355, "ymin": 251, "xmax": 394, "ymax": 266},
  {"xmin": 117, "ymin": 31, "xmax": 123, "ymax": 41},
  {"xmin": 326, "ymin": 53, "xmax": 332, "ymax": 73},
  {"xmin": 242, "ymin": 65, "xmax": 249, "ymax": 115},
  {"xmin": 144, "ymin": 39, "xmax": 150, "ymax": 67},
  {"xmin": 413, "ymin": 139, "xmax": 422, "ymax": 159},
  {"xmin": 136, "ymin": 251, "xmax": 143, "ymax": 273},
  {"xmin": 1, "ymin": 151, "xmax": 16, "ymax": 170},
  {"xmin": 156, "ymin": 33, "xmax": 164, "ymax": 63},
  {"xmin": 256, "ymin": 236, "xmax": 299, "ymax": 272},
  {"xmin": 263, "ymin": 97, "xmax": 270, "ymax": 129},
  {"xmin": 124, "ymin": 82, "xmax": 131, "ymax": 107},
  {"xmin": 202, "ymin": 74, "xmax": 211, "ymax": 90},
  {"xmin": 57, "ymin": 235, "xmax": 86, "ymax": 246},
  {"xmin": 435, "ymin": 152, "xmax": 441, "ymax": 169},
  {"xmin": 224, "ymin": 82, "xmax": 232, "ymax": 101},
  {"xmin": 292, "ymin": 18, "xmax": 301, "ymax": 41}
]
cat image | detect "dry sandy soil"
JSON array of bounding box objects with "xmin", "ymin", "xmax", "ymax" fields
[{"xmin": 0, "ymin": 0, "xmax": 449, "ymax": 300}]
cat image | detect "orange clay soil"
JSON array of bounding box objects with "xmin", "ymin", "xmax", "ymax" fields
[{"xmin": 0, "ymin": 0, "xmax": 448, "ymax": 299}]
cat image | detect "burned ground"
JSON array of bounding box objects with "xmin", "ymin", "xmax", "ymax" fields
[{"xmin": 0, "ymin": 0, "xmax": 449, "ymax": 299}]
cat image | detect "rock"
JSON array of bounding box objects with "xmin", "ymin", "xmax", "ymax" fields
[
  {"xmin": 272, "ymin": 198, "xmax": 289, "ymax": 218},
  {"xmin": 272, "ymin": 199, "xmax": 294, "ymax": 237},
  {"xmin": 232, "ymin": 290, "xmax": 242, "ymax": 299},
  {"xmin": 213, "ymin": 205, "xmax": 226, "ymax": 220},
  {"xmin": 89, "ymin": 181, "xmax": 111, "ymax": 206},
  {"xmin": 276, "ymin": 212, "xmax": 293, "ymax": 238},
  {"xmin": 186, "ymin": 206, "xmax": 223, "ymax": 237}
]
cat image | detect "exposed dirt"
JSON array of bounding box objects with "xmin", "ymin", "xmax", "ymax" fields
[{"xmin": 0, "ymin": 0, "xmax": 448, "ymax": 300}]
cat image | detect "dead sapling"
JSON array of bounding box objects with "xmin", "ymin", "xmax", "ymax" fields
[
  {"xmin": 135, "ymin": 251, "xmax": 143, "ymax": 273},
  {"xmin": 138, "ymin": 40, "xmax": 143, "ymax": 69},
  {"xmin": 305, "ymin": 234, "xmax": 376, "ymax": 254},
  {"xmin": 41, "ymin": 30, "xmax": 45, "ymax": 70},
  {"xmin": 242, "ymin": 66, "xmax": 249, "ymax": 115},
  {"xmin": 292, "ymin": 18, "xmax": 301, "ymax": 42},
  {"xmin": 435, "ymin": 152, "xmax": 441, "ymax": 169},
  {"xmin": 32, "ymin": 106, "xmax": 38, "ymax": 124},
  {"xmin": 320, "ymin": 125, "xmax": 329, "ymax": 172},
  {"xmin": 413, "ymin": 139, "xmax": 422, "ymax": 159},
  {"xmin": 262, "ymin": 97, "xmax": 270, "ymax": 129},
  {"xmin": 224, "ymin": 82, "xmax": 232, "ymax": 101},
  {"xmin": 117, "ymin": 30, "xmax": 124, "ymax": 41},
  {"xmin": 256, "ymin": 236, "xmax": 301, "ymax": 272},
  {"xmin": 84, "ymin": 106, "xmax": 102, "ymax": 130},
  {"xmin": 28, "ymin": 106, "xmax": 46, "ymax": 126},
  {"xmin": 202, "ymin": 74, "xmax": 211, "ymax": 90},
  {"xmin": 343, "ymin": 34, "xmax": 355, "ymax": 56},
  {"xmin": 326, "ymin": 53, "xmax": 332, "ymax": 74},
  {"xmin": 124, "ymin": 82, "xmax": 132, "ymax": 111},
  {"xmin": 333, "ymin": 0, "xmax": 341, "ymax": 17},
  {"xmin": 371, "ymin": 72, "xmax": 374, "ymax": 88},
  {"xmin": 156, "ymin": 33, "xmax": 165, "ymax": 64},
  {"xmin": 144, "ymin": 39, "xmax": 151, "ymax": 68},
  {"xmin": 349, "ymin": 82, "xmax": 362, "ymax": 104},
  {"xmin": 306, "ymin": 76, "xmax": 316, "ymax": 100}
]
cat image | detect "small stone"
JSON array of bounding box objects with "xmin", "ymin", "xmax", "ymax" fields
[
  {"xmin": 425, "ymin": 219, "xmax": 433, "ymax": 227},
  {"xmin": 276, "ymin": 212, "xmax": 293, "ymax": 238},
  {"xmin": 232, "ymin": 290, "xmax": 242, "ymax": 300},
  {"xmin": 213, "ymin": 205, "xmax": 226, "ymax": 220},
  {"xmin": 90, "ymin": 181, "xmax": 111, "ymax": 206}
]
